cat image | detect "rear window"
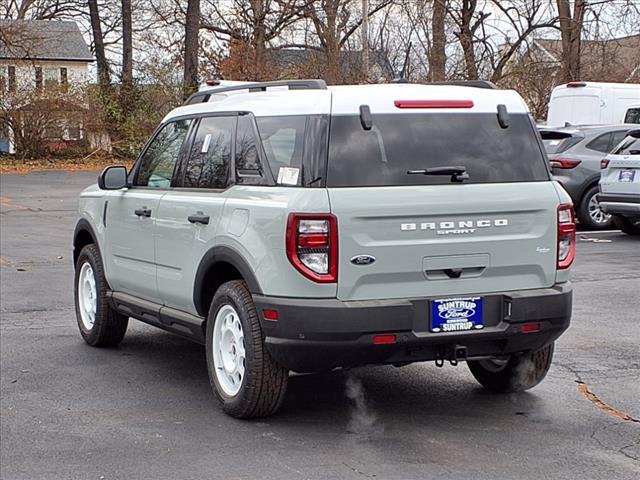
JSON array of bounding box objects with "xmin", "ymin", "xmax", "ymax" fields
[
  {"xmin": 613, "ymin": 137, "xmax": 640, "ymax": 155},
  {"xmin": 624, "ymin": 107, "xmax": 640, "ymax": 124},
  {"xmin": 327, "ymin": 113, "xmax": 549, "ymax": 187}
]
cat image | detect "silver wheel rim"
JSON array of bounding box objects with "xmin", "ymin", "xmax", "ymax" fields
[
  {"xmin": 78, "ymin": 262, "xmax": 97, "ymax": 330},
  {"xmin": 588, "ymin": 193, "xmax": 611, "ymax": 225},
  {"xmin": 478, "ymin": 357, "xmax": 509, "ymax": 373},
  {"xmin": 212, "ymin": 304, "xmax": 246, "ymax": 397}
]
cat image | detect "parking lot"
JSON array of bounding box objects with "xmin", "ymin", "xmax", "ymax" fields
[{"xmin": 1, "ymin": 171, "xmax": 638, "ymax": 480}]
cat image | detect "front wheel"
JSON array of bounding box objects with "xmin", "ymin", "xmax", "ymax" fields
[
  {"xmin": 206, "ymin": 280, "xmax": 288, "ymax": 418},
  {"xmin": 74, "ymin": 244, "xmax": 128, "ymax": 347},
  {"xmin": 467, "ymin": 343, "xmax": 554, "ymax": 393}
]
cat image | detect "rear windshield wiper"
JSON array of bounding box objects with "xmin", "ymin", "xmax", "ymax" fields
[{"xmin": 407, "ymin": 166, "xmax": 469, "ymax": 183}]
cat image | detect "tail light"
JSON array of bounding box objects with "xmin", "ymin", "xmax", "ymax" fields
[
  {"xmin": 566, "ymin": 81, "xmax": 586, "ymax": 88},
  {"xmin": 557, "ymin": 204, "xmax": 576, "ymax": 269},
  {"xmin": 394, "ymin": 99, "xmax": 474, "ymax": 109},
  {"xmin": 286, "ymin": 213, "xmax": 338, "ymax": 283},
  {"xmin": 600, "ymin": 158, "xmax": 610, "ymax": 169},
  {"xmin": 550, "ymin": 158, "xmax": 581, "ymax": 169}
]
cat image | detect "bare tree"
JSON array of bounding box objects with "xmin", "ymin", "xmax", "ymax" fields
[
  {"xmin": 430, "ymin": 0, "xmax": 446, "ymax": 81},
  {"xmin": 556, "ymin": 0, "xmax": 586, "ymax": 82},
  {"xmin": 88, "ymin": 0, "xmax": 111, "ymax": 91},
  {"xmin": 183, "ymin": 0, "xmax": 200, "ymax": 100}
]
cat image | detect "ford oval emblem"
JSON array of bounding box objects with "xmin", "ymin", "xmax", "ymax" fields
[{"xmin": 350, "ymin": 254, "xmax": 376, "ymax": 266}]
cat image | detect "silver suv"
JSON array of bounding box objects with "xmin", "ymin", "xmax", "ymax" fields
[{"xmin": 73, "ymin": 80, "xmax": 574, "ymax": 418}]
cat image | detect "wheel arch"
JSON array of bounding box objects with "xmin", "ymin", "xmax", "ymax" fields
[
  {"xmin": 193, "ymin": 246, "xmax": 263, "ymax": 317},
  {"xmin": 73, "ymin": 218, "xmax": 99, "ymax": 267}
]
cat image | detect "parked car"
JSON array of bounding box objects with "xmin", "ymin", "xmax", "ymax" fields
[
  {"xmin": 540, "ymin": 124, "xmax": 637, "ymax": 229},
  {"xmin": 73, "ymin": 80, "xmax": 574, "ymax": 418},
  {"xmin": 598, "ymin": 129, "xmax": 640, "ymax": 235},
  {"xmin": 546, "ymin": 82, "xmax": 640, "ymax": 127}
]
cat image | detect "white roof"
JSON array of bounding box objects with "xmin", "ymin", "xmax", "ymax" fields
[{"xmin": 163, "ymin": 83, "xmax": 529, "ymax": 123}]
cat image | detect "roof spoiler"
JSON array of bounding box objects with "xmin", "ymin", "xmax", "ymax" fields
[{"xmin": 184, "ymin": 79, "xmax": 327, "ymax": 105}]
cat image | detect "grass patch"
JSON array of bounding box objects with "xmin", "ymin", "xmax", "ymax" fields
[{"xmin": 0, "ymin": 156, "xmax": 134, "ymax": 175}]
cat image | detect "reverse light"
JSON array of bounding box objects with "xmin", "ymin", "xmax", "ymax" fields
[
  {"xmin": 600, "ymin": 158, "xmax": 610, "ymax": 169},
  {"xmin": 557, "ymin": 204, "xmax": 576, "ymax": 270},
  {"xmin": 550, "ymin": 158, "xmax": 581, "ymax": 169},
  {"xmin": 394, "ymin": 99, "xmax": 474, "ymax": 109},
  {"xmin": 286, "ymin": 213, "xmax": 338, "ymax": 283}
]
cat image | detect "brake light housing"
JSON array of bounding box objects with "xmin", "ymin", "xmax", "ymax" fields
[
  {"xmin": 600, "ymin": 158, "xmax": 610, "ymax": 169},
  {"xmin": 286, "ymin": 213, "xmax": 338, "ymax": 283},
  {"xmin": 550, "ymin": 158, "xmax": 581, "ymax": 169},
  {"xmin": 557, "ymin": 204, "xmax": 576, "ymax": 269}
]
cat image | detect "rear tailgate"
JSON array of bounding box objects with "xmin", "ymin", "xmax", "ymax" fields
[
  {"xmin": 329, "ymin": 183, "xmax": 558, "ymax": 301},
  {"xmin": 600, "ymin": 156, "xmax": 640, "ymax": 195}
]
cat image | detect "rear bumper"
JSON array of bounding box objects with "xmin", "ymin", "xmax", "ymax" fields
[
  {"xmin": 597, "ymin": 193, "xmax": 640, "ymax": 215},
  {"xmin": 253, "ymin": 283, "xmax": 572, "ymax": 373}
]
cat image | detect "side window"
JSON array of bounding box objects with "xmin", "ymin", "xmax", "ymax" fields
[
  {"xmin": 135, "ymin": 119, "xmax": 192, "ymax": 188},
  {"xmin": 256, "ymin": 116, "xmax": 306, "ymax": 185},
  {"xmin": 180, "ymin": 116, "xmax": 234, "ymax": 189},
  {"xmin": 235, "ymin": 115, "xmax": 268, "ymax": 185},
  {"xmin": 625, "ymin": 108, "xmax": 640, "ymax": 124},
  {"xmin": 610, "ymin": 131, "xmax": 629, "ymax": 151},
  {"xmin": 585, "ymin": 133, "xmax": 613, "ymax": 153}
]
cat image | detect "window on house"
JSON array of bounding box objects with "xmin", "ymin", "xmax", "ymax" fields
[
  {"xmin": 60, "ymin": 67, "xmax": 68, "ymax": 85},
  {"xmin": 44, "ymin": 68, "xmax": 59, "ymax": 87},
  {"xmin": 67, "ymin": 122, "xmax": 81, "ymax": 140},
  {"xmin": 35, "ymin": 67, "xmax": 43, "ymax": 89},
  {"xmin": 8, "ymin": 66, "xmax": 16, "ymax": 92},
  {"xmin": 44, "ymin": 121, "xmax": 62, "ymax": 139}
]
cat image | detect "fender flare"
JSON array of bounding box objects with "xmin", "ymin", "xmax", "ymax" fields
[
  {"xmin": 193, "ymin": 245, "xmax": 263, "ymax": 315},
  {"xmin": 73, "ymin": 218, "xmax": 99, "ymax": 265}
]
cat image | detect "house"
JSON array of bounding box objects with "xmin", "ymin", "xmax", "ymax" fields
[{"xmin": 0, "ymin": 20, "xmax": 94, "ymax": 155}]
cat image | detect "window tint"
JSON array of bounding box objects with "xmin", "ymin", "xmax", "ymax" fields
[
  {"xmin": 610, "ymin": 130, "xmax": 629, "ymax": 150},
  {"xmin": 327, "ymin": 113, "xmax": 549, "ymax": 187},
  {"xmin": 235, "ymin": 115, "xmax": 268, "ymax": 185},
  {"xmin": 613, "ymin": 137, "xmax": 640, "ymax": 155},
  {"xmin": 542, "ymin": 136, "xmax": 581, "ymax": 154},
  {"xmin": 256, "ymin": 116, "xmax": 305, "ymax": 184},
  {"xmin": 181, "ymin": 116, "xmax": 234, "ymax": 189},
  {"xmin": 136, "ymin": 119, "xmax": 192, "ymax": 188},
  {"xmin": 586, "ymin": 133, "xmax": 613, "ymax": 153},
  {"xmin": 625, "ymin": 108, "xmax": 640, "ymax": 124}
]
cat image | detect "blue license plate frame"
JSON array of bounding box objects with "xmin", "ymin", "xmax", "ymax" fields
[{"xmin": 431, "ymin": 297, "xmax": 484, "ymax": 333}]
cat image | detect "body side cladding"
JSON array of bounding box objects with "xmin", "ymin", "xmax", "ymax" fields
[
  {"xmin": 193, "ymin": 245, "xmax": 263, "ymax": 317},
  {"xmin": 73, "ymin": 218, "xmax": 99, "ymax": 267}
]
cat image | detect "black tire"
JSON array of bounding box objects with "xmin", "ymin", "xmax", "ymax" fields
[
  {"xmin": 467, "ymin": 343, "xmax": 554, "ymax": 393},
  {"xmin": 612, "ymin": 215, "xmax": 640, "ymax": 235},
  {"xmin": 577, "ymin": 186, "xmax": 613, "ymax": 230},
  {"xmin": 74, "ymin": 244, "xmax": 128, "ymax": 347},
  {"xmin": 205, "ymin": 280, "xmax": 288, "ymax": 418}
]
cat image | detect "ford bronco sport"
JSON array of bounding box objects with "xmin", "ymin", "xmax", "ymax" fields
[{"xmin": 73, "ymin": 80, "xmax": 574, "ymax": 418}]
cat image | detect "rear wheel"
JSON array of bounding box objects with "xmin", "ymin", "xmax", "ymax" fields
[
  {"xmin": 613, "ymin": 215, "xmax": 640, "ymax": 235},
  {"xmin": 577, "ymin": 186, "xmax": 613, "ymax": 230},
  {"xmin": 206, "ymin": 280, "xmax": 288, "ymax": 418},
  {"xmin": 74, "ymin": 244, "xmax": 128, "ymax": 347},
  {"xmin": 467, "ymin": 343, "xmax": 554, "ymax": 393}
]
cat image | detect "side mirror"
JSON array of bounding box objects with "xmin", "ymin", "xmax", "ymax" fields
[{"xmin": 98, "ymin": 166, "xmax": 128, "ymax": 190}]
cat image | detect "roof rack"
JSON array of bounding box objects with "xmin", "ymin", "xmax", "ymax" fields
[
  {"xmin": 431, "ymin": 80, "xmax": 497, "ymax": 90},
  {"xmin": 184, "ymin": 79, "xmax": 327, "ymax": 105}
]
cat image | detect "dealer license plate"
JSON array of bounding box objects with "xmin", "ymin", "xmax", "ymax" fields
[
  {"xmin": 431, "ymin": 297, "xmax": 484, "ymax": 332},
  {"xmin": 618, "ymin": 170, "xmax": 636, "ymax": 182}
]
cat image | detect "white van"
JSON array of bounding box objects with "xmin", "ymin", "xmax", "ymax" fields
[{"xmin": 546, "ymin": 82, "xmax": 640, "ymax": 127}]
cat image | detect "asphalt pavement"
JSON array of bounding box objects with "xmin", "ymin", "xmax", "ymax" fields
[{"xmin": 1, "ymin": 171, "xmax": 639, "ymax": 480}]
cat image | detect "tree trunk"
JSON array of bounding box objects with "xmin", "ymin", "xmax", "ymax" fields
[
  {"xmin": 430, "ymin": 0, "xmax": 446, "ymax": 81},
  {"xmin": 88, "ymin": 0, "xmax": 110, "ymax": 92},
  {"xmin": 556, "ymin": 0, "xmax": 585, "ymax": 83},
  {"xmin": 121, "ymin": 0, "xmax": 133, "ymax": 90},
  {"xmin": 324, "ymin": 0, "xmax": 341, "ymax": 84},
  {"xmin": 459, "ymin": 0, "xmax": 478, "ymax": 80},
  {"xmin": 183, "ymin": 0, "xmax": 201, "ymax": 101},
  {"xmin": 362, "ymin": 0, "xmax": 369, "ymax": 82}
]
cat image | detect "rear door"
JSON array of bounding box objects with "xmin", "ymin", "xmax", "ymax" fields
[
  {"xmin": 601, "ymin": 136, "xmax": 640, "ymax": 196},
  {"xmin": 326, "ymin": 112, "xmax": 560, "ymax": 301}
]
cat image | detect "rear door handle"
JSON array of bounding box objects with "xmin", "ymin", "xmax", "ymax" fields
[
  {"xmin": 188, "ymin": 213, "xmax": 210, "ymax": 225},
  {"xmin": 134, "ymin": 207, "xmax": 152, "ymax": 217}
]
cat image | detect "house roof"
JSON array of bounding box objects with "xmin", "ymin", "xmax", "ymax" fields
[
  {"xmin": 0, "ymin": 20, "xmax": 93, "ymax": 62},
  {"xmin": 532, "ymin": 34, "xmax": 640, "ymax": 82}
]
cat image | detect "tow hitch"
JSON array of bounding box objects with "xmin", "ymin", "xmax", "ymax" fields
[{"xmin": 435, "ymin": 345, "xmax": 468, "ymax": 367}]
